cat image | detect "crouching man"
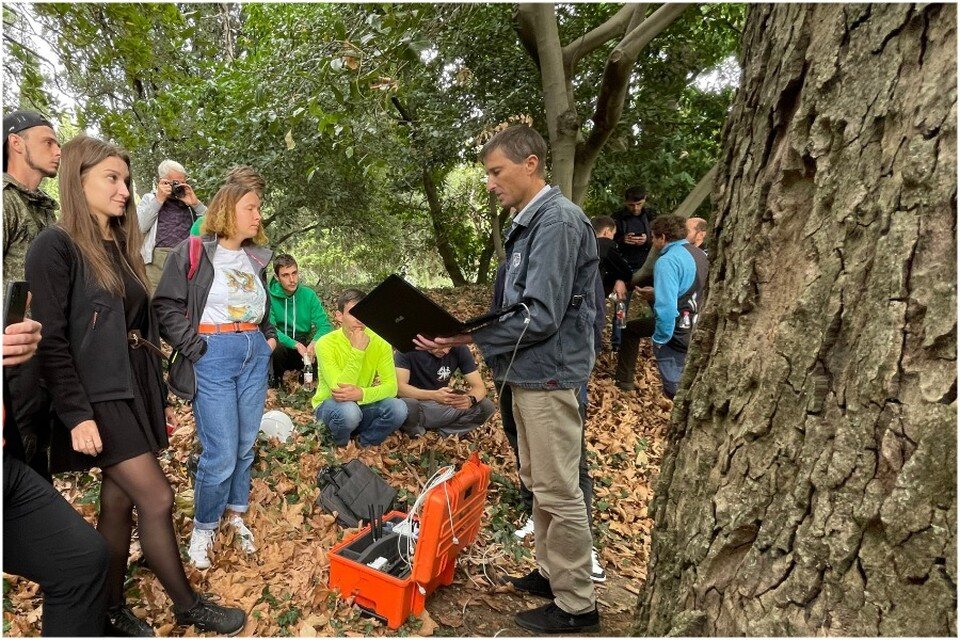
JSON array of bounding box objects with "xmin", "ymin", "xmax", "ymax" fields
[
  {"xmin": 395, "ymin": 345, "xmax": 495, "ymax": 438},
  {"xmin": 311, "ymin": 289, "xmax": 407, "ymax": 446}
]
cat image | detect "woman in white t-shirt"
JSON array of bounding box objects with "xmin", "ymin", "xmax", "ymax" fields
[{"xmin": 154, "ymin": 166, "xmax": 276, "ymax": 570}]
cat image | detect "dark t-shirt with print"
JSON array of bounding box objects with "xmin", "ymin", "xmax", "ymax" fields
[{"xmin": 394, "ymin": 346, "xmax": 478, "ymax": 390}]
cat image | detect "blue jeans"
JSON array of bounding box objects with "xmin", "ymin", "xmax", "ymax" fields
[
  {"xmin": 316, "ymin": 398, "xmax": 407, "ymax": 447},
  {"xmin": 192, "ymin": 332, "xmax": 271, "ymax": 529},
  {"xmin": 653, "ymin": 342, "xmax": 687, "ymax": 399}
]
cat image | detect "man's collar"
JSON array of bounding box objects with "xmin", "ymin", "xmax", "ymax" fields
[
  {"xmin": 511, "ymin": 184, "xmax": 553, "ymax": 228},
  {"xmin": 3, "ymin": 172, "xmax": 57, "ymax": 205},
  {"xmin": 661, "ymin": 239, "xmax": 689, "ymax": 253}
]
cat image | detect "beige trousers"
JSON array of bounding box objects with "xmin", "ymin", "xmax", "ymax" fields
[
  {"xmin": 145, "ymin": 246, "xmax": 172, "ymax": 295},
  {"xmin": 512, "ymin": 385, "xmax": 596, "ymax": 614}
]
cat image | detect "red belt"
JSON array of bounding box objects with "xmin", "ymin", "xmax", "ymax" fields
[{"xmin": 197, "ymin": 322, "xmax": 259, "ymax": 334}]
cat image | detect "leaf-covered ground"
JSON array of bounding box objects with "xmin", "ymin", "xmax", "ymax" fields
[{"xmin": 4, "ymin": 285, "xmax": 671, "ymax": 637}]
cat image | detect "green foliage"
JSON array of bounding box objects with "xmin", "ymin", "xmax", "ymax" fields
[{"xmin": 17, "ymin": 3, "xmax": 744, "ymax": 283}]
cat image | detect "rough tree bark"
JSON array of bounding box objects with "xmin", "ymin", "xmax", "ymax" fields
[{"xmin": 637, "ymin": 4, "xmax": 956, "ymax": 636}]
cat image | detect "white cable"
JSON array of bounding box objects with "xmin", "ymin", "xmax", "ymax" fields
[
  {"xmin": 496, "ymin": 302, "xmax": 531, "ymax": 401},
  {"xmin": 396, "ymin": 465, "xmax": 457, "ymax": 569}
]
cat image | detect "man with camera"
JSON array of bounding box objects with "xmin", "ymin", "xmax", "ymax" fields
[{"xmin": 138, "ymin": 159, "xmax": 207, "ymax": 292}]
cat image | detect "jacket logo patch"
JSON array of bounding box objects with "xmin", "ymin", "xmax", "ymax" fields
[{"xmin": 511, "ymin": 252, "xmax": 522, "ymax": 269}]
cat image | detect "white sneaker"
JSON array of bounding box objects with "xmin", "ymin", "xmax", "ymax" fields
[
  {"xmin": 188, "ymin": 528, "xmax": 215, "ymax": 569},
  {"xmin": 590, "ymin": 547, "xmax": 607, "ymax": 583},
  {"xmin": 227, "ymin": 515, "xmax": 257, "ymax": 554},
  {"xmin": 514, "ymin": 515, "xmax": 535, "ymax": 540}
]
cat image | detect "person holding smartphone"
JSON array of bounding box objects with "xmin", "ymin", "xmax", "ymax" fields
[
  {"xmin": 25, "ymin": 136, "xmax": 245, "ymax": 636},
  {"xmin": 611, "ymin": 186, "xmax": 653, "ymax": 350},
  {"xmin": 4, "ymin": 314, "xmax": 112, "ymax": 637}
]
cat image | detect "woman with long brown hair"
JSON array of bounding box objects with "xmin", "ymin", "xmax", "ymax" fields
[{"xmin": 25, "ymin": 135, "xmax": 245, "ymax": 636}]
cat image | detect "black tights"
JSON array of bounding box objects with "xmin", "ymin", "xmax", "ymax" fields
[{"xmin": 98, "ymin": 453, "xmax": 196, "ymax": 611}]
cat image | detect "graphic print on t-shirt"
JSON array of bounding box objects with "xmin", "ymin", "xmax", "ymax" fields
[
  {"xmin": 224, "ymin": 268, "xmax": 264, "ymax": 322},
  {"xmin": 436, "ymin": 365, "xmax": 452, "ymax": 382}
]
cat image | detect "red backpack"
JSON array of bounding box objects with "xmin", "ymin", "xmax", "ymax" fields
[{"xmin": 187, "ymin": 235, "xmax": 203, "ymax": 280}]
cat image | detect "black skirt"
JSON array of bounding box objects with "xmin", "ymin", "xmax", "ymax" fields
[{"xmin": 50, "ymin": 244, "xmax": 168, "ymax": 473}]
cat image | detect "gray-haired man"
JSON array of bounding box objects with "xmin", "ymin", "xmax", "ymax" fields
[{"xmin": 138, "ymin": 159, "xmax": 206, "ymax": 291}]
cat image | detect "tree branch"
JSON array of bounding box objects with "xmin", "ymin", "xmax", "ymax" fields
[
  {"xmin": 271, "ymin": 220, "xmax": 324, "ymax": 247},
  {"xmin": 619, "ymin": 2, "xmax": 691, "ymax": 60},
  {"xmin": 672, "ymin": 162, "xmax": 717, "ymax": 219},
  {"xmin": 515, "ymin": 4, "xmax": 541, "ymax": 71},
  {"xmin": 561, "ymin": 4, "xmax": 637, "ymax": 74},
  {"xmin": 580, "ymin": 3, "xmax": 691, "ymax": 168},
  {"xmin": 626, "ymin": 3, "xmax": 651, "ymax": 32}
]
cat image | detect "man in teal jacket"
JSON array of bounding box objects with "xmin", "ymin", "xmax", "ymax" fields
[{"xmin": 268, "ymin": 254, "xmax": 333, "ymax": 386}]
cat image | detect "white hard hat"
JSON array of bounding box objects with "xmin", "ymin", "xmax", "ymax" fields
[{"xmin": 260, "ymin": 409, "xmax": 295, "ymax": 442}]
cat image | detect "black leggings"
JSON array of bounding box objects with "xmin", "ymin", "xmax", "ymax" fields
[
  {"xmin": 99, "ymin": 452, "xmax": 196, "ymax": 610},
  {"xmin": 3, "ymin": 453, "xmax": 108, "ymax": 636}
]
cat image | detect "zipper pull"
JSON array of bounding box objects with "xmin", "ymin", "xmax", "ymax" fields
[{"xmin": 91, "ymin": 311, "xmax": 98, "ymax": 329}]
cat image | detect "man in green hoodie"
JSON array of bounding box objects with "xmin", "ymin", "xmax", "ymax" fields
[{"xmin": 268, "ymin": 254, "xmax": 333, "ymax": 387}]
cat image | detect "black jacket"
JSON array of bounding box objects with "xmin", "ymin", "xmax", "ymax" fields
[
  {"xmin": 613, "ymin": 207, "xmax": 653, "ymax": 268},
  {"xmin": 152, "ymin": 235, "xmax": 275, "ymax": 400},
  {"xmin": 24, "ymin": 227, "xmax": 163, "ymax": 430},
  {"xmin": 596, "ymin": 237, "xmax": 634, "ymax": 296}
]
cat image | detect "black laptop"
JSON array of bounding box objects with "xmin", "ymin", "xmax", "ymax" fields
[{"xmin": 349, "ymin": 274, "xmax": 521, "ymax": 353}]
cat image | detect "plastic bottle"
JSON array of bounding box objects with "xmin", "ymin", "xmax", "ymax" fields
[{"xmin": 303, "ymin": 355, "xmax": 313, "ymax": 384}]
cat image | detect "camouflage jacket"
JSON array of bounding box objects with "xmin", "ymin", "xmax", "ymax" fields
[{"xmin": 3, "ymin": 173, "xmax": 58, "ymax": 281}]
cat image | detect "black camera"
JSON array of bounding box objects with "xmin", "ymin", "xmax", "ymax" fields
[{"xmin": 170, "ymin": 180, "xmax": 187, "ymax": 199}]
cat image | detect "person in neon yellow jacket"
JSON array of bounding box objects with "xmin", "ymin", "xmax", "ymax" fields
[{"xmin": 311, "ymin": 289, "xmax": 407, "ymax": 446}]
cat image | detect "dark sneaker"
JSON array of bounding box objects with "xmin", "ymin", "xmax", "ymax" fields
[
  {"xmin": 107, "ymin": 605, "xmax": 155, "ymax": 637},
  {"xmin": 175, "ymin": 596, "xmax": 246, "ymax": 636},
  {"xmin": 510, "ymin": 569, "xmax": 554, "ymax": 600},
  {"xmin": 515, "ymin": 602, "xmax": 600, "ymax": 634}
]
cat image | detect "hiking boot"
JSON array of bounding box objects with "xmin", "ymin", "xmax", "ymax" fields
[
  {"xmin": 106, "ymin": 605, "xmax": 155, "ymax": 637},
  {"xmin": 515, "ymin": 602, "xmax": 600, "ymax": 634},
  {"xmin": 591, "ymin": 547, "xmax": 607, "ymax": 583},
  {"xmin": 188, "ymin": 527, "xmax": 215, "ymax": 569},
  {"xmin": 615, "ymin": 381, "xmax": 636, "ymax": 392},
  {"xmin": 513, "ymin": 515, "xmax": 535, "ymax": 540},
  {"xmin": 227, "ymin": 515, "xmax": 256, "ymax": 554},
  {"xmin": 510, "ymin": 569, "xmax": 554, "ymax": 600},
  {"xmin": 175, "ymin": 596, "xmax": 245, "ymax": 635}
]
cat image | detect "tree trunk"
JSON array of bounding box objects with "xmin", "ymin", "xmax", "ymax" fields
[
  {"xmin": 489, "ymin": 191, "xmax": 507, "ymax": 263},
  {"xmin": 421, "ymin": 166, "xmax": 467, "ymax": 287},
  {"xmin": 637, "ymin": 4, "xmax": 956, "ymax": 636}
]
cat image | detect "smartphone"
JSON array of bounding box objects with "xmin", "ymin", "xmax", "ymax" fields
[
  {"xmin": 452, "ymin": 389, "xmax": 467, "ymax": 395},
  {"xmin": 4, "ymin": 281, "xmax": 29, "ymax": 328}
]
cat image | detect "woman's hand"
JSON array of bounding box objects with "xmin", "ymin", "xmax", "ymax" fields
[
  {"xmin": 71, "ymin": 420, "xmax": 103, "ymax": 457},
  {"xmin": 266, "ymin": 337, "xmax": 277, "ymax": 352}
]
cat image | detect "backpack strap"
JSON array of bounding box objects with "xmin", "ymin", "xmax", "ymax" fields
[{"xmin": 187, "ymin": 235, "xmax": 202, "ymax": 280}]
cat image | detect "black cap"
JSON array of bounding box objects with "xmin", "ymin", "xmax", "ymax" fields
[{"xmin": 3, "ymin": 110, "xmax": 54, "ymax": 137}]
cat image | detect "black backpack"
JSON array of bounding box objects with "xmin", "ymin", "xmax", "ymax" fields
[{"xmin": 316, "ymin": 459, "xmax": 397, "ymax": 528}]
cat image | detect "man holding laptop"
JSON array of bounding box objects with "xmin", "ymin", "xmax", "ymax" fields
[{"xmin": 414, "ymin": 125, "xmax": 600, "ymax": 634}]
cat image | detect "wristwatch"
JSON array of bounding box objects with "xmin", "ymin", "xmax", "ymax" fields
[{"xmin": 469, "ymin": 395, "xmax": 479, "ymax": 407}]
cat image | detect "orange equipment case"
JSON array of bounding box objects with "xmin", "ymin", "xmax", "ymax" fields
[{"xmin": 327, "ymin": 453, "xmax": 490, "ymax": 629}]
